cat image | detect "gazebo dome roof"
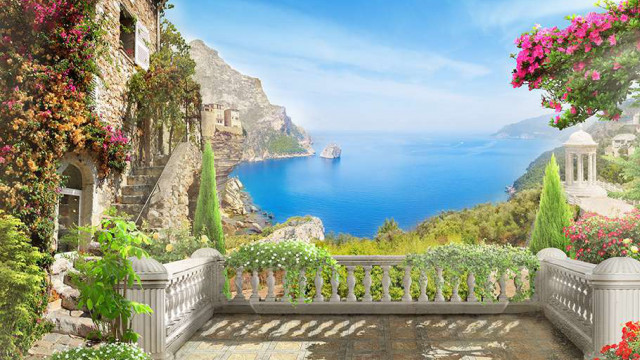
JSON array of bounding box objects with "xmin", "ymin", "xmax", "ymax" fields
[{"xmin": 565, "ymin": 129, "xmax": 597, "ymax": 147}]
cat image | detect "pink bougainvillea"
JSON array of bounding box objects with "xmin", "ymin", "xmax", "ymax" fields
[{"xmin": 511, "ymin": 1, "xmax": 640, "ymax": 129}]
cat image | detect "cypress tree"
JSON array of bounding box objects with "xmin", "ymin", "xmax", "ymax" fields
[
  {"xmin": 194, "ymin": 143, "xmax": 225, "ymax": 254},
  {"xmin": 194, "ymin": 143, "xmax": 229, "ymax": 296},
  {"xmin": 529, "ymin": 154, "xmax": 572, "ymax": 254}
]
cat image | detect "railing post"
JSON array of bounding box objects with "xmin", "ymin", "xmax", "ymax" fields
[
  {"xmin": 191, "ymin": 247, "xmax": 225, "ymax": 305},
  {"xmin": 127, "ymin": 257, "xmax": 171, "ymax": 360},
  {"xmin": 590, "ymin": 257, "xmax": 640, "ymax": 358},
  {"xmin": 536, "ymin": 248, "xmax": 567, "ymax": 303}
]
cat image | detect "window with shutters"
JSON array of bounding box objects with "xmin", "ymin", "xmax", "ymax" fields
[{"xmin": 119, "ymin": 6, "xmax": 136, "ymax": 61}]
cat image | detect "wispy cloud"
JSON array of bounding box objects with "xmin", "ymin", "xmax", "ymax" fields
[{"xmin": 467, "ymin": 0, "xmax": 596, "ymax": 29}]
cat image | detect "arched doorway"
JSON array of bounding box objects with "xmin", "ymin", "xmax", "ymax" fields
[{"xmin": 57, "ymin": 164, "xmax": 83, "ymax": 252}]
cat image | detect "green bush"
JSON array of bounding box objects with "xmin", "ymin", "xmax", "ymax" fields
[
  {"xmin": 73, "ymin": 218, "xmax": 152, "ymax": 342},
  {"xmin": 227, "ymin": 240, "xmax": 337, "ymax": 302},
  {"xmin": 0, "ymin": 212, "xmax": 51, "ymax": 360},
  {"xmin": 529, "ymin": 154, "xmax": 572, "ymax": 254},
  {"xmin": 406, "ymin": 243, "xmax": 538, "ymax": 302},
  {"xmin": 144, "ymin": 223, "xmax": 211, "ymax": 263},
  {"xmin": 50, "ymin": 342, "xmax": 151, "ymax": 360}
]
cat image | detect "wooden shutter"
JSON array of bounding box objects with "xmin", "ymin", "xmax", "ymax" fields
[{"xmin": 135, "ymin": 21, "xmax": 150, "ymax": 70}]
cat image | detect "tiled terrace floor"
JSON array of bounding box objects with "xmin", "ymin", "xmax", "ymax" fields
[{"xmin": 175, "ymin": 313, "xmax": 583, "ymax": 360}]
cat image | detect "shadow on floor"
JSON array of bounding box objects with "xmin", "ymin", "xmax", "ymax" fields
[{"xmin": 175, "ymin": 313, "xmax": 583, "ymax": 360}]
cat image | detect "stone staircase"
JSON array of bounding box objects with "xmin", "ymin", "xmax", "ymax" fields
[{"xmin": 114, "ymin": 156, "xmax": 170, "ymax": 220}]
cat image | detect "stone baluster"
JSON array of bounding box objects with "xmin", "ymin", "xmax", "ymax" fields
[
  {"xmin": 466, "ymin": 272, "xmax": 478, "ymax": 302},
  {"xmin": 250, "ymin": 270, "xmax": 260, "ymax": 302},
  {"xmin": 233, "ymin": 267, "xmax": 245, "ymax": 302},
  {"xmin": 402, "ymin": 265, "xmax": 412, "ymax": 302},
  {"xmin": 177, "ymin": 275, "xmax": 186, "ymax": 315},
  {"xmin": 330, "ymin": 267, "xmax": 340, "ymax": 302},
  {"xmin": 314, "ymin": 267, "xmax": 324, "ymax": 302},
  {"xmin": 297, "ymin": 269, "xmax": 307, "ymax": 303},
  {"xmin": 382, "ymin": 265, "xmax": 392, "ymax": 302},
  {"xmin": 418, "ymin": 270, "xmax": 428, "ymax": 302},
  {"xmin": 165, "ymin": 283, "xmax": 174, "ymax": 324},
  {"xmin": 451, "ymin": 278, "xmax": 461, "ymax": 302},
  {"xmin": 498, "ymin": 273, "xmax": 508, "ymax": 302},
  {"xmin": 515, "ymin": 267, "xmax": 524, "ymax": 298},
  {"xmin": 346, "ymin": 266, "xmax": 357, "ymax": 302},
  {"xmin": 434, "ymin": 268, "xmax": 445, "ymax": 302},
  {"xmin": 265, "ymin": 269, "xmax": 276, "ymax": 302},
  {"xmin": 363, "ymin": 265, "xmax": 373, "ymax": 302}
]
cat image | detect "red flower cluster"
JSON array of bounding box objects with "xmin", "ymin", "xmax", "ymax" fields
[
  {"xmin": 564, "ymin": 211, "xmax": 640, "ymax": 264},
  {"xmin": 596, "ymin": 321, "xmax": 640, "ymax": 360}
]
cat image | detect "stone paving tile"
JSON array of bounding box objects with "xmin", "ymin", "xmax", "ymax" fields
[
  {"xmin": 26, "ymin": 333, "xmax": 90, "ymax": 359},
  {"xmin": 175, "ymin": 313, "xmax": 583, "ymax": 360}
]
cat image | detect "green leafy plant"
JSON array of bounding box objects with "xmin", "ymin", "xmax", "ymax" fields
[
  {"xmin": 143, "ymin": 223, "xmax": 211, "ymax": 263},
  {"xmin": 530, "ymin": 154, "xmax": 572, "ymax": 254},
  {"xmin": 406, "ymin": 244, "xmax": 539, "ymax": 302},
  {"xmin": 0, "ymin": 212, "xmax": 51, "ymax": 360},
  {"xmin": 227, "ymin": 240, "xmax": 337, "ymax": 302},
  {"xmin": 73, "ymin": 218, "xmax": 152, "ymax": 342},
  {"xmin": 50, "ymin": 342, "xmax": 151, "ymax": 360}
]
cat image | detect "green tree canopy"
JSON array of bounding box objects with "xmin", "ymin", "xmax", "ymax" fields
[{"xmin": 529, "ymin": 154, "xmax": 573, "ymax": 254}]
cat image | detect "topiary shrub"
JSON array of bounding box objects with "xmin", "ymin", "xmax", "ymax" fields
[
  {"xmin": 0, "ymin": 211, "xmax": 51, "ymax": 360},
  {"xmin": 50, "ymin": 342, "xmax": 151, "ymax": 360},
  {"xmin": 529, "ymin": 154, "xmax": 572, "ymax": 254}
]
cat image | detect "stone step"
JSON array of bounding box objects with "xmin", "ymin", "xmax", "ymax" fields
[
  {"xmin": 121, "ymin": 184, "xmax": 152, "ymax": 196},
  {"xmin": 112, "ymin": 203, "xmax": 143, "ymax": 218},
  {"xmin": 131, "ymin": 166, "xmax": 164, "ymax": 177},
  {"xmin": 120, "ymin": 194, "xmax": 146, "ymax": 204},
  {"xmin": 127, "ymin": 174, "xmax": 158, "ymax": 186}
]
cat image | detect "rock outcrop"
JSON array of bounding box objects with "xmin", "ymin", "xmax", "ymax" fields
[
  {"xmin": 320, "ymin": 143, "xmax": 342, "ymax": 159},
  {"xmin": 189, "ymin": 40, "xmax": 314, "ymax": 161},
  {"xmin": 260, "ymin": 216, "xmax": 325, "ymax": 243},
  {"xmin": 223, "ymin": 177, "xmax": 248, "ymax": 215}
]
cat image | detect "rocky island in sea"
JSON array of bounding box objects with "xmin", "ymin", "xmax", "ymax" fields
[{"xmin": 320, "ymin": 143, "xmax": 342, "ymax": 159}]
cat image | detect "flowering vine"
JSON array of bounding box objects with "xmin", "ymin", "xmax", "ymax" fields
[
  {"xmin": 511, "ymin": 0, "xmax": 640, "ymax": 129},
  {"xmin": 0, "ymin": 0, "xmax": 131, "ymax": 251}
]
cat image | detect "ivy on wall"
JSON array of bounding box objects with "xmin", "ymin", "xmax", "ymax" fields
[{"xmin": 0, "ymin": 0, "xmax": 131, "ymax": 251}]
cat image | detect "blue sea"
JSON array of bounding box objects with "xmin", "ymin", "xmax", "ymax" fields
[{"xmin": 231, "ymin": 132, "xmax": 558, "ymax": 238}]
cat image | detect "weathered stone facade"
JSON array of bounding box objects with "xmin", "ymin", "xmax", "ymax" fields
[
  {"xmin": 93, "ymin": 0, "xmax": 160, "ymax": 126},
  {"xmin": 147, "ymin": 142, "xmax": 202, "ymax": 229}
]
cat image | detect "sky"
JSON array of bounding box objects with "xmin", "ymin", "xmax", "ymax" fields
[{"xmin": 167, "ymin": 0, "xmax": 598, "ymax": 133}]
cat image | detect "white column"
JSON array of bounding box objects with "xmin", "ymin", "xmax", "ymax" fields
[
  {"xmin": 592, "ymin": 152, "xmax": 597, "ymax": 184},
  {"xmin": 587, "ymin": 153, "xmax": 593, "ymax": 185},
  {"xmin": 565, "ymin": 151, "xmax": 572, "ymax": 185},
  {"xmin": 590, "ymin": 257, "xmax": 640, "ymax": 358},
  {"xmin": 577, "ymin": 153, "xmax": 584, "ymax": 185}
]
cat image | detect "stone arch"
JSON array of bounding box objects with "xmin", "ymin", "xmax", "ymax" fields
[{"xmin": 54, "ymin": 154, "xmax": 98, "ymax": 251}]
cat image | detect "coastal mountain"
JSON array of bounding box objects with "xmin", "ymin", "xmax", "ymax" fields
[
  {"xmin": 493, "ymin": 114, "xmax": 596, "ymax": 140},
  {"xmin": 189, "ymin": 40, "xmax": 314, "ymax": 161}
]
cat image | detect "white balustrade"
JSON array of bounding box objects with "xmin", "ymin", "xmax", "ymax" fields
[{"xmin": 127, "ymin": 248, "xmax": 640, "ymax": 360}]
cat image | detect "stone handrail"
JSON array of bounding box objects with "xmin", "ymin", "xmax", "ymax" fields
[
  {"xmin": 227, "ymin": 255, "xmax": 535, "ymax": 314},
  {"xmin": 128, "ymin": 248, "xmax": 640, "ymax": 359}
]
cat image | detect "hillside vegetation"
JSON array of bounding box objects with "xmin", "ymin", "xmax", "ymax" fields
[{"xmin": 320, "ymin": 189, "xmax": 542, "ymax": 255}]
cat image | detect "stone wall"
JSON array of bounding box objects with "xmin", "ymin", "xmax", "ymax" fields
[
  {"xmin": 147, "ymin": 142, "xmax": 202, "ymax": 229},
  {"xmin": 94, "ymin": 0, "xmax": 159, "ymax": 127}
]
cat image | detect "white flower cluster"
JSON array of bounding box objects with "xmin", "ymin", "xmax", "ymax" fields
[{"xmin": 50, "ymin": 342, "xmax": 151, "ymax": 360}]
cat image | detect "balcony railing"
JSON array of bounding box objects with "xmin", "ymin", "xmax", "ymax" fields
[{"xmin": 127, "ymin": 247, "xmax": 640, "ymax": 360}]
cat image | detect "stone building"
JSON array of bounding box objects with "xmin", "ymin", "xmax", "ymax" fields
[
  {"xmin": 54, "ymin": 0, "xmax": 163, "ymax": 250},
  {"xmin": 201, "ymin": 104, "xmax": 243, "ymax": 139},
  {"xmin": 224, "ymin": 109, "xmax": 241, "ymax": 128},
  {"xmin": 606, "ymin": 133, "xmax": 636, "ymax": 157}
]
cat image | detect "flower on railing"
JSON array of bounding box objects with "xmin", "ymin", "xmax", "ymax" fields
[
  {"xmin": 596, "ymin": 321, "xmax": 640, "ymax": 360},
  {"xmin": 564, "ymin": 211, "xmax": 640, "ymax": 264},
  {"xmin": 227, "ymin": 240, "xmax": 337, "ymax": 302},
  {"xmin": 405, "ymin": 244, "xmax": 539, "ymax": 302}
]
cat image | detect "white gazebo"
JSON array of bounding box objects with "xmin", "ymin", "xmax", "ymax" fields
[{"xmin": 563, "ymin": 129, "xmax": 607, "ymax": 198}]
